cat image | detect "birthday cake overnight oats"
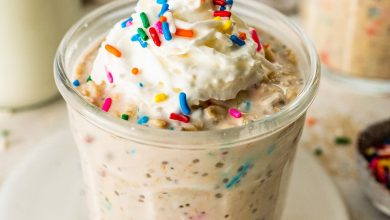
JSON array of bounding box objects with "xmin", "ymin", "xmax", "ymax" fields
[{"xmin": 54, "ymin": 0, "xmax": 320, "ymax": 219}]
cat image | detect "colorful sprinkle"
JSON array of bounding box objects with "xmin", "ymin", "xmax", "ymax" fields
[
  {"xmin": 149, "ymin": 27, "xmax": 162, "ymax": 47},
  {"xmin": 138, "ymin": 83, "xmax": 144, "ymax": 88},
  {"xmin": 229, "ymin": 108, "xmax": 242, "ymax": 118},
  {"xmin": 225, "ymin": 162, "xmax": 251, "ymax": 189},
  {"xmin": 175, "ymin": 28, "xmax": 194, "ymax": 38},
  {"xmin": 160, "ymin": 16, "xmax": 167, "ymax": 22},
  {"xmin": 121, "ymin": 17, "xmax": 133, "ymax": 28},
  {"xmin": 140, "ymin": 12, "xmax": 150, "ymax": 28},
  {"xmin": 86, "ymin": 75, "xmax": 92, "ymax": 82},
  {"xmin": 131, "ymin": 68, "xmax": 140, "ymax": 75},
  {"xmin": 131, "ymin": 34, "xmax": 140, "ymax": 42},
  {"xmin": 214, "ymin": 16, "xmax": 221, "ymax": 21},
  {"xmin": 214, "ymin": 11, "xmax": 231, "ymax": 17},
  {"xmin": 105, "ymin": 44, "xmax": 122, "ymax": 58},
  {"xmin": 334, "ymin": 136, "xmax": 351, "ymax": 145},
  {"xmin": 138, "ymin": 116, "xmax": 150, "ymax": 125},
  {"xmin": 222, "ymin": 20, "xmax": 232, "ymax": 31},
  {"xmin": 73, "ymin": 80, "xmax": 80, "ymax": 87},
  {"xmin": 155, "ymin": 21, "xmax": 163, "ymax": 34},
  {"xmin": 105, "ymin": 67, "xmax": 113, "ymax": 83},
  {"xmin": 230, "ymin": 35, "xmax": 245, "ymax": 46},
  {"xmin": 157, "ymin": 0, "xmax": 167, "ymax": 4},
  {"xmin": 162, "ymin": 22, "xmax": 172, "ymax": 40},
  {"xmin": 158, "ymin": 3, "xmax": 169, "ymax": 17},
  {"xmin": 121, "ymin": 114, "xmax": 129, "ymax": 121},
  {"xmin": 137, "ymin": 38, "xmax": 148, "ymax": 48},
  {"xmin": 102, "ymin": 98, "xmax": 112, "ymax": 112},
  {"xmin": 137, "ymin": 28, "xmax": 149, "ymax": 41},
  {"xmin": 154, "ymin": 93, "xmax": 168, "ymax": 103},
  {"xmin": 170, "ymin": 113, "xmax": 190, "ymax": 123},
  {"xmin": 250, "ymin": 29, "xmax": 262, "ymax": 52},
  {"xmin": 306, "ymin": 117, "xmax": 317, "ymax": 126},
  {"xmin": 238, "ymin": 32, "xmax": 247, "ymax": 40},
  {"xmin": 226, "ymin": 0, "xmax": 233, "ymax": 5},
  {"xmin": 179, "ymin": 92, "xmax": 191, "ymax": 115},
  {"xmin": 213, "ymin": 0, "xmax": 226, "ymax": 6}
]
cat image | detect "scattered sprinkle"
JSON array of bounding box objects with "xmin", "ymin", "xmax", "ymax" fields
[
  {"xmin": 175, "ymin": 28, "xmax": 194, "ymax": 38},
  {"xmin": 334, "ymin": 136, "xmax": 351, "ymax": 146},
  {"xmin": 105, "ymin": 66, "xmax": 114, "ymax": 83},
  {"xmin": 137, "ymin": 38, "xmax": 148, "ymax": 48},
  {"xmin": 238, "ymin": 32, "xmax": 247, "ymax": 40},
  {"xmin": 214, "ymin": 16, "xmax": 221, "ymax": 21},
  {"xmin": 162, "ymin": 22, "xmax": 172, "ymax": 40},
  {"xmin": 226, "ymin": 162, "xmax": 251, "ymax": 189},
  {"xmin": 170, "ymin": 113, "xmax": 190, "ymax": 123},
  {"xmin": 131, "ymin": 68, "xmax": 140, "ymax": 75},
  {"xmin": 102, "ymin": 98, "xmax": 113, "ymax": 112},
  {"xmin": 306, "ymin": 117, "xmax": 317, "ymax": 126},
  {"xmin": 229, "ymin": 108, "xmax": 242, "ymax": 118},
  {"xmin": 314, "ymin": 148, "xmax": 323, "ymax": 156},
  {"xmin": 131, "ymin": 34, "xmax": 140, "ymax": 42},
  {"xmin": 137, "ymin": 28, "xmax": 149, "ymax": 41},
  {"xmin": 86, "ymin": 75, "xmax": 92, "ymax": 82},
  {"xmin": 213, "ymin": 0, "xmax": 226, "ymax": 6},
  {"xmin": 105, "ymin": 44, "xmax": 122, "ymax": 58},
  {"xmin": 149, "ymin": 27, "xmax": 162, "ymax": 47},
  {"xmin": 73, "ymin": 80, "xmax": 80, "ymax": 87},
  {"xmin": 222, "ymin": 20, "xmax": 232, "ymax": 31},
  {"xmin": 159, "ymin": 16, "xmax": 167, "ymax": 22},
  {"xmin": 121, "ymin": 17, "xmax": 133, "ymax": 28},
  {"xmin": 214, "ymin": 11, "xmax": 231, "ymax": 17},
  {"xmin": 121, "ymin": 114, "xmax": 129, "ymax": 121},
  {"xmin": 158, "ymin": 3, "xmax": 169, "ymax": 17},
  {"xmin": 250, "ymin": 29, "xmax": 262, "ymax": 52},
  {"xmin": 157, "ymin": 0, "xmax": 167, "ymax": 4},
  {"xmin": 154, "ymin": 93, "xmax": 168, "ymax": 103},
  {"xmin": 139, "ymin": 83, "xmax": 144, "ymax": 88},
  {"xmin": 230, "ymin": 35, "xmax": 246, "ymax": 46},
  {"xmin": 179, "ymin": 92, "xmax": 191, "ymax": 115},
  {"xmin": 138, "ymin": 116, "xmax": 150, "ymax": 125},
  {"xmin": 155, "ymin": 21, "xmax": 163, "ymax": 34},
  {"xmin": 140, "ymin": 12, "xmax": 150, "ymax": 28}
]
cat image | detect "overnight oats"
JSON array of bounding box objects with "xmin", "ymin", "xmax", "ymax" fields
[
  {"xmin": 302, "ymin": 0, "xmax": 390, "ymax": 91},
  {"xmin": 54, "ymin": 0, "xmax": 320, "ymax": 220}
]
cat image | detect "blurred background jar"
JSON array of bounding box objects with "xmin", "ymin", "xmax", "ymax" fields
[
  {"xmin": 301, "ymin": 0, "xmax": 390, "ymax": 93},
  {"xmin": 0, "ymin": 0, "xmax": 82, "ymax": 110},
  {"xmin": 260, "ymin": 0, "xmax": 298, "ymax": 14}
]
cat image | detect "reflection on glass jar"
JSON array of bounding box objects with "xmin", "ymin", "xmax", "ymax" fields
[{"xmin": 302, "ymin": 0, "xmax": 390, "ymax": 81}]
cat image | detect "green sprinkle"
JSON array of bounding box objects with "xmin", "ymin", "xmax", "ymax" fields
[
  {"xmin": 121, "ymin": 114, "xmax": 129, "ymax": 121},
  {"xmin": 314, "ymin": 148, "xmax": 323, "ymax": 156},
  {"xmin": 334, "ymin": 136, "xmax": 351, "ymax": 146},
  {"xmin": 137, "ymin": 28, "xmax": 149, "ymax": 41},
  {"xmin": 1, "ymin": 130, "xmax": 10, "ymax": 137},
  {"xmin": 86, "ymin": 75, "xmax": 92, "ymax": 82},
  {"xmin": 140, "ymin": 12, "xmax": 150, "ymax": 28}
]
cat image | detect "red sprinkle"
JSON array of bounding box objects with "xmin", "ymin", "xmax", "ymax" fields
[
  {"xmin": 102, "ymin": 98, "xmax": 112, "ymax": 112},
  {"xmin": 250, "ymin": 29, "xmax": 262, "ymax": 52},
  {"xmin": 170, "ymin": 113, "xmax": 190, "ymax": 123},
  {"xmin": 214, "ymin": 11, "xmax": 231, "ymax": 17},
  {"xmin": 213, "ymin": 0, "xmax": 226, "ymax": 6},
  {"xmin": 149, "ymin": 27, "xmax": 161, "ymax": 47}
]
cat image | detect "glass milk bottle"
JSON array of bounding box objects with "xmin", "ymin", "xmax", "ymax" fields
[{"xmin": 0, "ymin": 0, "xmax": 82, "ymax": 109}]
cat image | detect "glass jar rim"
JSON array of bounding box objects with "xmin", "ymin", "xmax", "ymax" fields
[{"xmin": 54, "ymin": 0, "xmax": 320, "ymax": 149}]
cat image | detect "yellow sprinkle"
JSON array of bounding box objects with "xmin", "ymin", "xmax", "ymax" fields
[
  {"xmin": 222, "ymin": 20, "xmax": 232, "ymax": 31},
  {"xmin": 154, "ymin": 93, "xmax": 168, "ymax": 103},
  {"xmin": 172, "ymin": 88, "xmax": 182, "ymax": 93},
  {"xmin": 214, "ymin": 16, "xmax": 221, "ymax": 21}
]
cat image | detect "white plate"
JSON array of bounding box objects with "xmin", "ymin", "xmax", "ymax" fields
[{"xmin": 0, "ymin": 130, "xmax": 350, "ymax": 220}]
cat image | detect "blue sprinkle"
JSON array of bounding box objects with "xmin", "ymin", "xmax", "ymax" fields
[
  {"xmin": 138, "ymin": 38, "xmax": 148, "ymax": 48},
  {"xmin": 121, "ymin": 17, "xmax": 133, "ymax": 28},
  {"xmin": 162, "ymin": 22, "xmax": 172, "ymax": 41},
  {"xmin": 131, "ymin": 34, "xmax": 140, "ymax": 41},
  {"xmin": 158, "ymin": 3, "xmax": 169, "ymax": 17},
  {"xmin": 157, "ymin": 0, "xmax": 167, "ymax": 4},
  {"xmin": 179, "ymin": 92, "xmax": 191, "ymax": 115},
  {"xmin": 138, "ymin": 116, "xmax": 149, "ymax": 125},
  {"xmin": 225, "ymin": 162, "xmax": 252, "ymax": 189},
  {"xmin": 220, "ymin": 6, "xmax": 226, "ymax": 11},
  {"xmin": 138, "ymin": 83, "xmax": 144, "ymax": 88},
  {"xmin": 73, "ymin": 80, "xmax": 80, "ymax": 87},
  {"xmin": 230, "ymin": 35, "xmax": 246, "ymax": 46},
  {"xmin": 244, "ymin": 101, "xmax": 251, "ymax": 112},
  {"xmin": 266, "ymin": 144, "xmax": 277, "ymax": 155},
  {"xmin": 226, "ymin": 0, "xmax": 233, "ymax": 5}
]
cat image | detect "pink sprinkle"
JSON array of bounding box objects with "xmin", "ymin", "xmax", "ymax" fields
[
  {"xmin": 105, "ymin": 66, "xmax": 114, "ymax": 83},
  {"xmin": 250, "ymin": 28, "xmax": 262, "ymax": 52},
  {"xmin": 369, "ymin": 158, "xmax": 378, "ymax": 170},
  {"xmin": 155, "ymin": 21, "xmax": 163, "ymax": 34},
  {"xmin": 102, "ymin": 98, "xmax": 112, "ymax": 112},
  {"xmin": 126, "ymin": 21, "xmax": 133, "ymax": 27},
  {"xmin": 229, "ymin": 108, "xmax": 242, "ymax": 118}
]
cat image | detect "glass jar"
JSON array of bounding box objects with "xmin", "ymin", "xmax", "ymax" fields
[
  {"xmin": 301, "ymin": 0, "xmax": 390, "ymax": 93},
  {"xmin": 54, "ymin": 0, "xmax": 320, "ymax": 219}
]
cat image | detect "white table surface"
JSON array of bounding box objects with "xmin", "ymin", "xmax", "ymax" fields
[{"xmin": 1, "ymin": 75, "xmax": 390, "ymax": 220}]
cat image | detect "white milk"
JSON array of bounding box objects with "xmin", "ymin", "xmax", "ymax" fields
[{"xmin": 0, "ymin": 0, "xmax": 82, "ymax": 109}]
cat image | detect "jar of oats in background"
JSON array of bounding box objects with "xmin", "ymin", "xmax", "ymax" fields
[{"xmin": 301, "ymin": 0, "xmax": 390, "ymax": 93}]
